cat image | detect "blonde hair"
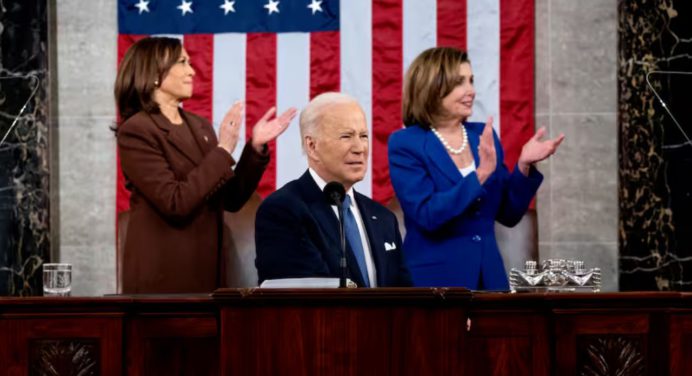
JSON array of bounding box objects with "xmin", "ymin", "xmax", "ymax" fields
[{"xmin": 402, "ymin": 47, "xmax": 470, "ymax": 128}]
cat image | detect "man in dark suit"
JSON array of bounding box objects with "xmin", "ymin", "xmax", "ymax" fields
[{"xmin": 255, "ymin": 93, "xmax": 411, "ymax": 287}]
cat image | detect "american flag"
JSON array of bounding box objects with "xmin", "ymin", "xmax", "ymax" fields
[{"xmin": 116, "ymin": 0, "xmax": 534, "ymax": 214}]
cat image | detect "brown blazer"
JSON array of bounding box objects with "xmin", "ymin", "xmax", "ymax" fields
[{"xmin": 117, "ymin": 110, "xmax": 268, "ymax": 293}]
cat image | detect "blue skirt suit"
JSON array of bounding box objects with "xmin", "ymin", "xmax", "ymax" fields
[{"xmin": 388, "ymin": 122, "xmax": 543, "ymax": 290}]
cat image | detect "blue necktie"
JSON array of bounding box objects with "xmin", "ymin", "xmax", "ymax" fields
[{"xmin": 342, "ymin": 195, "xmax": 370, "ymax": 287}]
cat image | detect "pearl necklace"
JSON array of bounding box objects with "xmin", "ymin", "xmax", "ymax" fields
[{"xmin": 431, "ymin": 124, "xmax": 468, "ymax": 155}]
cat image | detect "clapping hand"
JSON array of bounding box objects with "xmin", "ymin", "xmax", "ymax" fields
[
  {"xmin": 251, "ymin": 107, "xmax": 298, "ymax": 153},
  {"xmin": 476, "ymin": 117, "xmax": 497, "ymax": 184},
  {"xmin": 218, "ymin": 101, "xmax": 243, "ymax": 155},
  {"xmin": 517, "ymin": 127, "xmax": 565, "ymax": 175}
]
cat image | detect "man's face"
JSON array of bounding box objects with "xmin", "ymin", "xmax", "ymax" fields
[{"xmin": 306, "ymin": 102, "xmax": 369, "ymax": 190}]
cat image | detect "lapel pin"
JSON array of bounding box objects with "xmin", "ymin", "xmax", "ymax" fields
[
  {"xmin": 371, "ymin": 216, "xmax": 377, "ymax": 220},
  {"xmin": 203, "ymin": 135, "xmax": 209, "ymax": 143}
]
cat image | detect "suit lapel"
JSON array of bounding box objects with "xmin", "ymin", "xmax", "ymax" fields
[
  {"xmin": 150, "ymin": 112, "xmax": 204, "ymax": 164},
  {"xmin": 298, "ymin": 172, "xmax": 367, "ymax": 287},
  {"xmin": 354, "ymin": 192, "xmax": 385, "ymax": 286},
  {"xmin": 466, "ymin": 122, "xmax": 481, "ymax": 166},
  {"xmin": 181, "ymin": 110, "xmax": 218, "ymax": 155},
  {"xmin": 424, "ymin": 129, "xmax": 462, "ymax": 184},
  {"xmin": 299, "ymin": 172, "xmax": 340, "ymax": 246}
]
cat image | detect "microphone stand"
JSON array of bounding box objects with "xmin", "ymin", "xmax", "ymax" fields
[
  {"xmin": 335, "ymin": 198, "xmax": 347, "ymax": 288},
  {"xmin": 324, "ymin": 181, "xmax": 348, "ymax": 288}
]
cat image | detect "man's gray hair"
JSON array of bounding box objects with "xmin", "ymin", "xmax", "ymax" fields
[{"xmin": 299, "ymin": 92, "xmax": 359, "ymax": 150}]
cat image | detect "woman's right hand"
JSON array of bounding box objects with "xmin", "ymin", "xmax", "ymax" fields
[
  {"xmin": 218, "ymin": 101, "xmax": 244, "ymax": 155},
  {"xmin": 476, "ymin": 117, "xmax": 497, "ymax": 184}
]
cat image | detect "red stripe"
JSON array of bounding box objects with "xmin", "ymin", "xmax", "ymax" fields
[
  {"xmin": 245, "ymin": 33, "xmax": 277, "ymax": 198},
  {"xmin": 310, "ymin": 31, "xmax": 340, "ymax": 99},
  {"xmin": 499, "ymin": 0, "xmax": 534, "ymax": 171},
  {"xmin": 116, "ymin": 34, "xmax": 147, "ymax": 214},
  {"xmin": 183, "ymin": 34, "xmax": 214, "ymax": 123},
  {"xmin": 372, "ymin": 0, "xmax": 402, "ymax": 205},
  {"xmin": 437, "ymin": 0, "xmax": 467, "ymax": 50}
]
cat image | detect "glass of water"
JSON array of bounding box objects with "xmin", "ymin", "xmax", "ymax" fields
[{"xmin": 42, "ymin": 263, "xmax": 72, "ymax": 296}]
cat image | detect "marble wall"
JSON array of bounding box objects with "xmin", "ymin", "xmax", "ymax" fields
[
  {"xmin": 0, "ymin": 0, "xmax": 51, "ymax": 296},
  {"xmin": 618, "ymin": 0, "xmax": 692, "ymax": 291},
  {"xmin": 535, "ymin": 0, "xmax": 619, "ymax": 291}
]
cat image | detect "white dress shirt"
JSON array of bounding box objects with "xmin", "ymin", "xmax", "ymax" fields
[{"xmin": 309, "ymin": 168, "xmax": 377, "ymax": 287}]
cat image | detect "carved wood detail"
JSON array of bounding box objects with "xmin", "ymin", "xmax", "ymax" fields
[
  {"xmin": 29, "ymin": 339, "xmax": 99, "ymax": 376},
  {"xmin": 577, "ymin": 335, "xmax": 645, "ymax": 376}
]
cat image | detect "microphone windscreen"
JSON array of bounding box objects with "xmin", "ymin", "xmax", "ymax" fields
[{"xmin": 323, "ymin": 181, "xmax": 346, "ymax": 204}]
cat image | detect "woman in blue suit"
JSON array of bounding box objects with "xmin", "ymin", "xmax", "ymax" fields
[{"xmin": 388, "ymin": 47, "xmax": 564, "ymax": 290}]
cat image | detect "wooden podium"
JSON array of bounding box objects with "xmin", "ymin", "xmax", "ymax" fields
[{"xmin": 1, "ymin": 289, "xmax": 691, "ymax": 375}]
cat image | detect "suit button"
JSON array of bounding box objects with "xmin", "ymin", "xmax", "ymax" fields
[{"xmin": 472, "ymin": 235, "xmax": 482, "ymax": 242}]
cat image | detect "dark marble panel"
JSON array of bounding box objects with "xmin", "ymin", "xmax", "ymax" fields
[
  {"xmin": 0, "ymin": 0, "xmax": 51, "ymax": 295},
  {"xmin": 619, "ymin": 0, "xmax": 692, "ymax": 290}
]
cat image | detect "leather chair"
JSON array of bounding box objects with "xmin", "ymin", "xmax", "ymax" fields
[
  {"xmin": 115, "ymin": 193, "xmax": 263, "ymax": 292},
  {"xmin": 117, "ymin": 195, "xmax": 537, "ymax": 291}
]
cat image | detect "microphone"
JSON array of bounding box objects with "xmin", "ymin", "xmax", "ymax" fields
[
  {"xmin": 323, "ymin": 181, "xmax": 348, "ymax": 288},
  {"xmin": 323, "ymin": 181, "xmax": 345, "ymax": 205}
]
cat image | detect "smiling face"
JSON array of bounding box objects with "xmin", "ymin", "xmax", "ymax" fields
[
  {"xmin": 305, "ymin": 101, "xmax": 369, "ymax": 191},
  {"xmin": 439, "ymin": 62, "xmax": 475, "ymax": 121},
  {"xmin": 155, "ymin": 48, "xmax": 195, "ymax": 103}
]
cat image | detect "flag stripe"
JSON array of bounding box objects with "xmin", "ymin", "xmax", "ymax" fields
[
  {"xmin": 310, "ymin": 31, "xmax": 340, "ymax": 98},
  {"xmin": 371, "ymin": 0, "xmax": 403, "ymax": 204},
  {"xmin": 467, "ymin": 0, "xmax": 500, "ymax": 134},
  {"xmin": 183, "ymin": 34, "xmax": 214, "ymax": 122},
  {"xmin": 116, "ymin": 34, "xmax": 146, "ymax": 213},
  {"xmin": 276, "ymin": 33, "xmax": 310, "ymax": 189},
  {"xmin": 245, "ymin": 33, "xmax": 277, "ymax": 198},
  {"xmin": 212, "ymin": 33, "xmax": 247, "ymax": 161},
  {"xmin": 500, "ymin": 0, "xmax": 534, "ymax": 169},
  {"xmin": 403, "ymin": 0, "xmax": 436, "ymax": 74},
  {"xmin": 437, "ymin": 0, "xmax": 466, "ymax": 50},
  {"xmin": 340, "ymin": 0, "xmax": 372, "ymax": 198},
  {"xmin": 116, "ymin": 0, "xmax": 535, "ymax": 212}
]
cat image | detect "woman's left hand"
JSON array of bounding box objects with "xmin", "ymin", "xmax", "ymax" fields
[
  {"xmin": 517, "ymin": 127, "xmax": 565, "ymax": 175},
  {"xmin": 251, "ymin": 107, "xmax": 298, "ymax": 153}
]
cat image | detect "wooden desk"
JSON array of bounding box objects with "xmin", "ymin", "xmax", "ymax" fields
[{"xmin": 1, "ymin": 290, "xmax": 691, "ymax": 375}]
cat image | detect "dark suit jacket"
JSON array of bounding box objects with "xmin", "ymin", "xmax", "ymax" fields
[
  {"xmin": 117, "ymin": 109, "xmax": 268, "ymax": 293},
  {"xmin": 255, "ymin": 171, "xmax": 411, "ymax": 287},
  {"xmin": 388, "ymin": 122, "xmax": 543, "ymax": 290}
]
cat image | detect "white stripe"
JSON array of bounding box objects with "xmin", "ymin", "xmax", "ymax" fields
[
  {"xmin": 341, "ymin": 0, "xmax": 372, "ymax": 198},
  {"xmin": 403, "ymin": 0, "xmax": 436, "ymax": 74},
  {"xmin": 466, "ymin": 0, "xmax": 501, "ymax": 135},
  {"xmin": 276, "ymin": 33, "xmax": 310, "ymax": 190},
  {"xmin": 213, "ymin": 33, "xmax": 246, "ymax": 161}
]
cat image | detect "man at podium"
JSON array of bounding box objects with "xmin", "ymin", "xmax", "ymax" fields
[{"xmin": 255, "ymin": 93, "xmax": 411, "ymax": 288}]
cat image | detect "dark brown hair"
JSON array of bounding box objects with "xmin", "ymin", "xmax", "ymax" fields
[
  {"xmin": 402, "ymin": 47, "xmax": 470, "ymax": 129},
  {"xmin": 114, "ymin": 37, "xmax": 182, "ymax": 124}
]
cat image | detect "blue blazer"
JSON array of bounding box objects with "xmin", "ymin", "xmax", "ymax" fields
[
  {"xmin": 388, "ymin": 122, "xmax": 542, "ymax": 290},
  {"xmin": 255, "ymin": 171, "xmax": 412, "ymax": 287}
]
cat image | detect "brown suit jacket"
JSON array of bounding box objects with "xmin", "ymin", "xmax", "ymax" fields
[{"xmin": 117, "ymin": 110, "xmax": 268, "ymax": 293}]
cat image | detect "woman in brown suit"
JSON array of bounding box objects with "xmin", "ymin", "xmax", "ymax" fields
[{"xmin": 115, "ymin": 37, "xmax": 296, "ymax": 293}]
